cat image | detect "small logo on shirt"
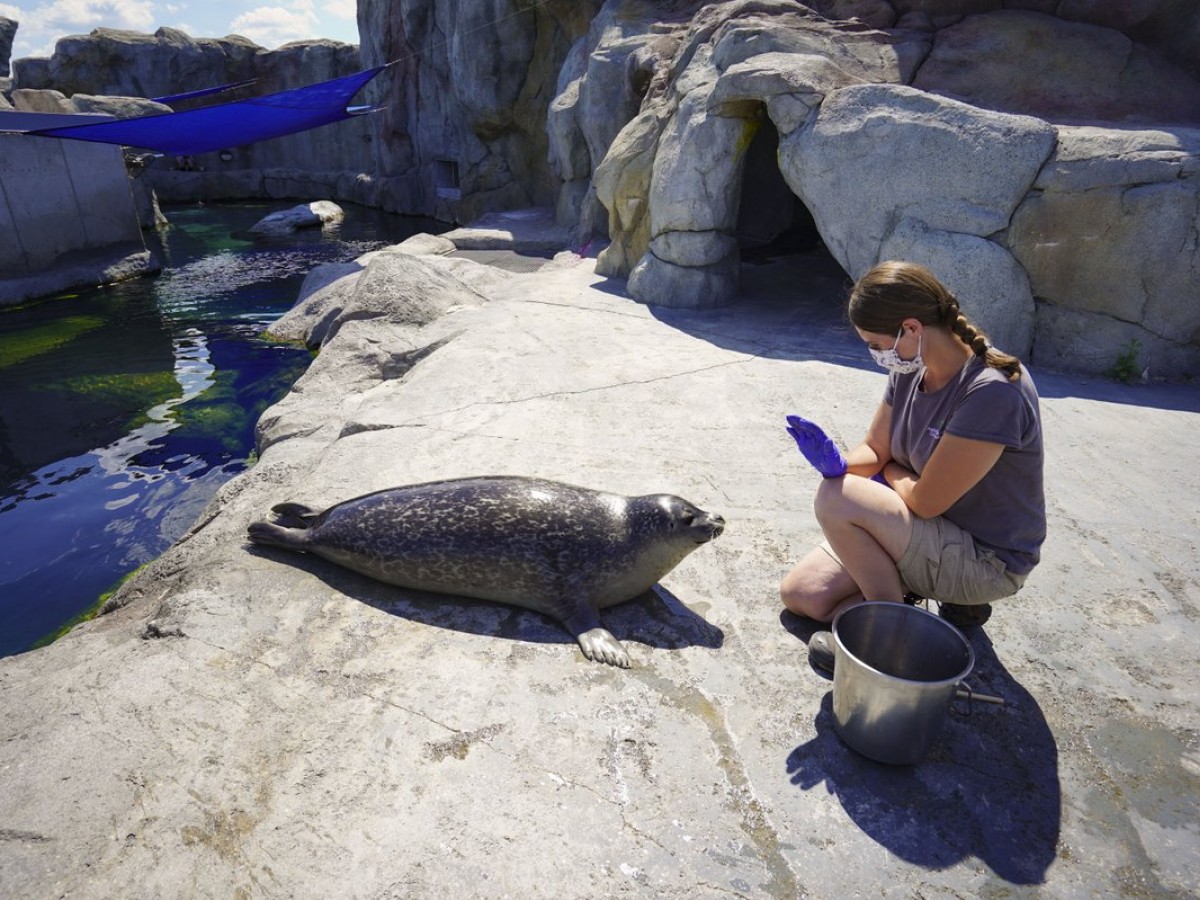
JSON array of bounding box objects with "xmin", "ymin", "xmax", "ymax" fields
[{"xmin": 927, "ymin": 427, "xmax": 942, "ymax": 440}]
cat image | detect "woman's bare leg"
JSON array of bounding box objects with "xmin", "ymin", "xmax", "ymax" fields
[
  {"xmin": 814, "ymin": 476, "xmax": 913, "ymax": 601},
  {"xmin": 780, "ymin": 545, "xmax": 864, "ymax": 622},
  {"xmin": 781, "ymin": 477, "xmax": 915, "ymax": 621}
]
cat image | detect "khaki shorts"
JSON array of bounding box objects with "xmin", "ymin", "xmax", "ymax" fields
[{"xmin": 822, "ymin": 515, "xmax": 1026, "ymax": 606}]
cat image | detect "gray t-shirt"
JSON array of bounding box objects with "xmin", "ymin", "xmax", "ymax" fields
[{"xmin": 884, "ymin": 357, "xmax": 1046, "ymax": 575}]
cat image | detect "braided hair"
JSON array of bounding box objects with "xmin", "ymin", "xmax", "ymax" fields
[{"xmin": 848, "ymin": 260, "xmax": 1023, "ymax": 382}]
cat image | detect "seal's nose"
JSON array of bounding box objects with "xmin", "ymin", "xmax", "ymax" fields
[{"xmin": 706, "ymin": 514, "xmax": 726, "ymax": 539}]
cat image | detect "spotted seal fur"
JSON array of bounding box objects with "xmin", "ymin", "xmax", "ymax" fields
[{"xmin": 247, "ymin": 475, "xmax": 724, "ymax": 667}]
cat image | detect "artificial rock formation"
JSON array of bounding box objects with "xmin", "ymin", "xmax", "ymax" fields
[
  {"xmin": 250, "ymin": 200, "xmax": 346, "ymax": 234},
  {"xmin": 1, "ymin": 16, "xmax": 15, "ymax": 77},
  {"xmin": 552, "ymin": 0, "xmax": 1200, "ymax": 377},
  {"xmin": 12, "ymin": 26, "xmax": 261, "ymax": 96},
  {"xmin": 356, "ymin": 0, "xmax": 605, "ymax": 223},
  {"xmin": 8, "ymin": 4, "xmax": 1199, "ymax": 376},
  {"xmin": 9, "ymin": 28, "xmax": 376, "ymax": 206}
]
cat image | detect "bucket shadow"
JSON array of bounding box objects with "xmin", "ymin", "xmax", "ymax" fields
[
  {"xmin": 784, "ymin": 625, "xmax": 1060, "ymax": 884},
  {"xmin": 247, "ymin": 544, "xmax": 724, "ymax": 654}
]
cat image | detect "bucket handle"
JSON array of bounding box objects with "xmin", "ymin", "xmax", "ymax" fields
[{"xmin": 954, "ymin": 681, "xmax": 1006, "ymax": 712}]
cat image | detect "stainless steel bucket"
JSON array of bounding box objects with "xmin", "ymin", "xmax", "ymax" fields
[{"xmin": 831, "ymin": 602, "xmax": 975, "ymax": 765}]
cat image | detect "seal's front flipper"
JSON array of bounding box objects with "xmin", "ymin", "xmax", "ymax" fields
[
  {"xmin": 555, "ymin": 582, "xmax": 629, "ymax": 667},
  {"xmin": 577, "ymin": 627, "xmax": 631, "ymax": 668}
]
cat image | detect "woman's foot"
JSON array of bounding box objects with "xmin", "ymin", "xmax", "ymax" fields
[
  {"xmin": 808, "ymin": 630, "xmax": 835, "ymax": 674},
  {"xmin": 939, "ymin": 602, "xmax": 992, "ymax": 628}
]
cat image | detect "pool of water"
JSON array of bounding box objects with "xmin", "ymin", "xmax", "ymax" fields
[{"xmin": 0, "ymin": 202, "xmax": 445, "ymax": 657}]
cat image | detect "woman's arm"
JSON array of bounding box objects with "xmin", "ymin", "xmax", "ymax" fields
[
  {"xmin": 884, "ymin": 434, "xmax": 1005, "ymax": 518},
  {"xmin": 844, "ymin": 401, "xmax": 893, "ymax": 477}
]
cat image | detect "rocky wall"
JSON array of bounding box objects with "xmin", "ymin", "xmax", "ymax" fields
[
  {"xmin": 566, "ymin": 1, "xmax": 1200, "ymax": 378},
  {"xmin": 6, "ymin": 4, "xmax": 1199, "ymax": 375},
  {"xmin": 1, "ymin": 16, "xmax": 14, "ymax": 77},
  {"xmin": 356, "ymin": 0, "xmax": 605, "ymax": 223}
]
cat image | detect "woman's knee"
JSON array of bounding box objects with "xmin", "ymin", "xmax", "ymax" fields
[
  {"xmin": 780, "ymin": 567, "xmax": 816, "ymax": 616},
  {"xmin": 780, "ymin": 553, "xmax": 847, "ymax": 621},
  {"xmin": 812, "ymin": 476, "xmax": 857, "ymax": 528}
]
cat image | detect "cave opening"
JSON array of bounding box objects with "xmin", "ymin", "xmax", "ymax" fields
[{"xmin": 736, "ymin": 116, "xmax": 840, "ymax": 273}]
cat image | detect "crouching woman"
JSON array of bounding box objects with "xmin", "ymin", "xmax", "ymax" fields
[{"xmin": 781, "ymin": 260, "xmax": 1045, "ymax": 671}]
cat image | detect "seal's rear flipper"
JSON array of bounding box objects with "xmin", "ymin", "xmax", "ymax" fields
[
  {"xmin": 270, "ymin": 502, "xmax": 321, "ymax": 529},
  {"xmin": 247, "ymin": 521, "xmax": 309, "ymax": 550}
]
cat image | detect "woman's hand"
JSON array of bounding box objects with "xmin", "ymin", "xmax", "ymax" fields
[{"xmin": 785, "ymin": 415, "xmax": 849, "ymax": 478}]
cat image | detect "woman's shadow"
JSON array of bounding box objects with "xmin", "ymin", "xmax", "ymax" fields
[
  {"xmin": 781, "ymin": 612, "xmax": 1060, "ymax": 885},
  {"xmin": 248, "ymin": 543, "xmax": 724, "ymax": 655}
]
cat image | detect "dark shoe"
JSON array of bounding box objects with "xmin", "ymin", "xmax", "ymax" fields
[
  {"xmin": 808, "ymin": 631, "xmax": 835, "ymax": 674},
  {"xmin": 939, "ymin": 602, "xmax": 992, "ymax": 628}
]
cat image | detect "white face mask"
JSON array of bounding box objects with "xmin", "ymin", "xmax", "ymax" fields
[{"xmin": 869, "ymin": 325, "xmax": 923, "ymax": 375}]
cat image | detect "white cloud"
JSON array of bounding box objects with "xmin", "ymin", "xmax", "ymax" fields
[
  {"xmin": 322, "ymin": 0, "xmax": 353, "ymax": 20},
  {"xmin": 228, "ymin": 3, "xmax": 316, "ymax": 48},
  {"xmin": 5, "ymin": 0, "xmax": 155, "ymax": 58},
  {"xmin": 36, "ymin": 0, "xmax": 152, "ymax": 31},
  {"xmin": 3, "ymin": 0, "xmax": 352, "ymax": 62}
]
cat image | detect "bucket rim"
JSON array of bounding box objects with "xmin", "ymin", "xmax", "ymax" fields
[{"xmin": 831, "ymin": 601, "xmax": 975, "ymax": 688}]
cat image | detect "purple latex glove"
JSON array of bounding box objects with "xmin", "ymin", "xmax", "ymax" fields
[{"xmin": 785, "ymin": 415, "xmax": 848, "ymax": 478}]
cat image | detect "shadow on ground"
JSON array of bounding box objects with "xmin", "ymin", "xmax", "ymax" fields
[
  {"xmin": 611, "ymin": 251, "xmax": 1200, "ymax": 413},
  {"xmin": 247, "ymin": 544, "xmax": 724, "ymax": 655},
  {"xmin": 782, "ymin": 617, "xmax": 1061, "ymax": 885},
  {"xmin": 643, "ymin": 252, "xmax": 872, "ymax": 369}
]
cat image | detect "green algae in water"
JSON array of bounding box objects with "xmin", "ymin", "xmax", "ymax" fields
[
  {"xmin": 47, "ymin": 370, "xmax": 182, "ymax": 430},
  {"xmin": 0, "ymin": 315, "xmax": 106, "ymax": 369},
  {"xmin": 169, "ymin": 363, "xmax": 308, "ymax": 453},
  {"xmin": 172, "ymin": 396, "xmax": 251, "ymax": 453}
]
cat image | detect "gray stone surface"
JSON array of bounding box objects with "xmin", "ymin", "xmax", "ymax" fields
[
  {"xmin": 394, "ymin": 232, "xmax": 456, "ymax": 257},
  {"xmin": 441, "ymin": 207, "xmax": 572, "ymax": 251},
  {"xmin": 264, "ymin": 248, "xmax": 491, "ymax": 351},
  {"xmin": 2, "ymin": 223, "xmax": 1198, "ymax": 896},
  {"xmin": 13, "ymin": 26, "xmax": 259, "ymax": 96},
  {"xmin": 913, "ymin": 9, "xmax": 1200, "ymax": 125},
  {"xmin": 1008, "ymin": 124, "xmax": 1200, "ymax": 377},
  {"xmin": 250, "ymin": 201, "xmax": 345, "ymax": 235},
  {"xmin": 593, "ymin": 108, "xmax": 664, "ymax": 278},
  {"xmin": 358, "ymin": 0, "xmax": 603, "ymax": 223},
  {"xmin": 782, "ymin": 83, "xmax": 1056, "ymax": 283},
  {"xmin": 880, "ymin": 217, "xmax": 1035, "ymax": 358},
  {"xmin": 1, "ymin": 16, "xmax": 16, "ymax": 77},
  {"xmin": 0, "ymin": 245, "xmax": 159, "ymax": 305},
  {"xmin": 582, "ymin": 2, "xmax": 1200, "ymax": 376}
]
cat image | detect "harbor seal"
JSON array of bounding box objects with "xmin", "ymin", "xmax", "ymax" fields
[{"xmin": 247, "ymin": 475, "xmax": 725, "ymax": 667}]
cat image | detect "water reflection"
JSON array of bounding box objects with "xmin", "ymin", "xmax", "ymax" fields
[{"xmin": 0, "ymin": 203, "xmax": 444, "ymax": 656}]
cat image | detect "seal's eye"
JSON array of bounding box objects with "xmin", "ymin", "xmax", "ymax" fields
[{"xmin": 681, "ymin": 512, "xmax": 695, "ymax": 525}]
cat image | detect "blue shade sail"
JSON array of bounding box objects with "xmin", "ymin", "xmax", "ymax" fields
[
  {"xmin": 27, "ymin": 66, "xmax": 387, "ymax": 155},
  {"xmin": 0, "ymin": 111, "xmax": 116, "ymax": 132},
  {"xmin": 151, "ymin": 78, "xmax": 259, "ymax": 105}
]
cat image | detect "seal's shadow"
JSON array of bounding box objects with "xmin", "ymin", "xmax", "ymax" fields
[
  {"xmin": 782, "ymin": 614, "xmax": 1061, "ymax": 885},
  {"xmin": 249, "ymin": 544, "xmax": 724, "ymax": 653}
]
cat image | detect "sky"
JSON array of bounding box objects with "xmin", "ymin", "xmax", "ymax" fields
[{"xmin": 0, "ymin": 0, "xmax": 359, "ymax": 61}]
